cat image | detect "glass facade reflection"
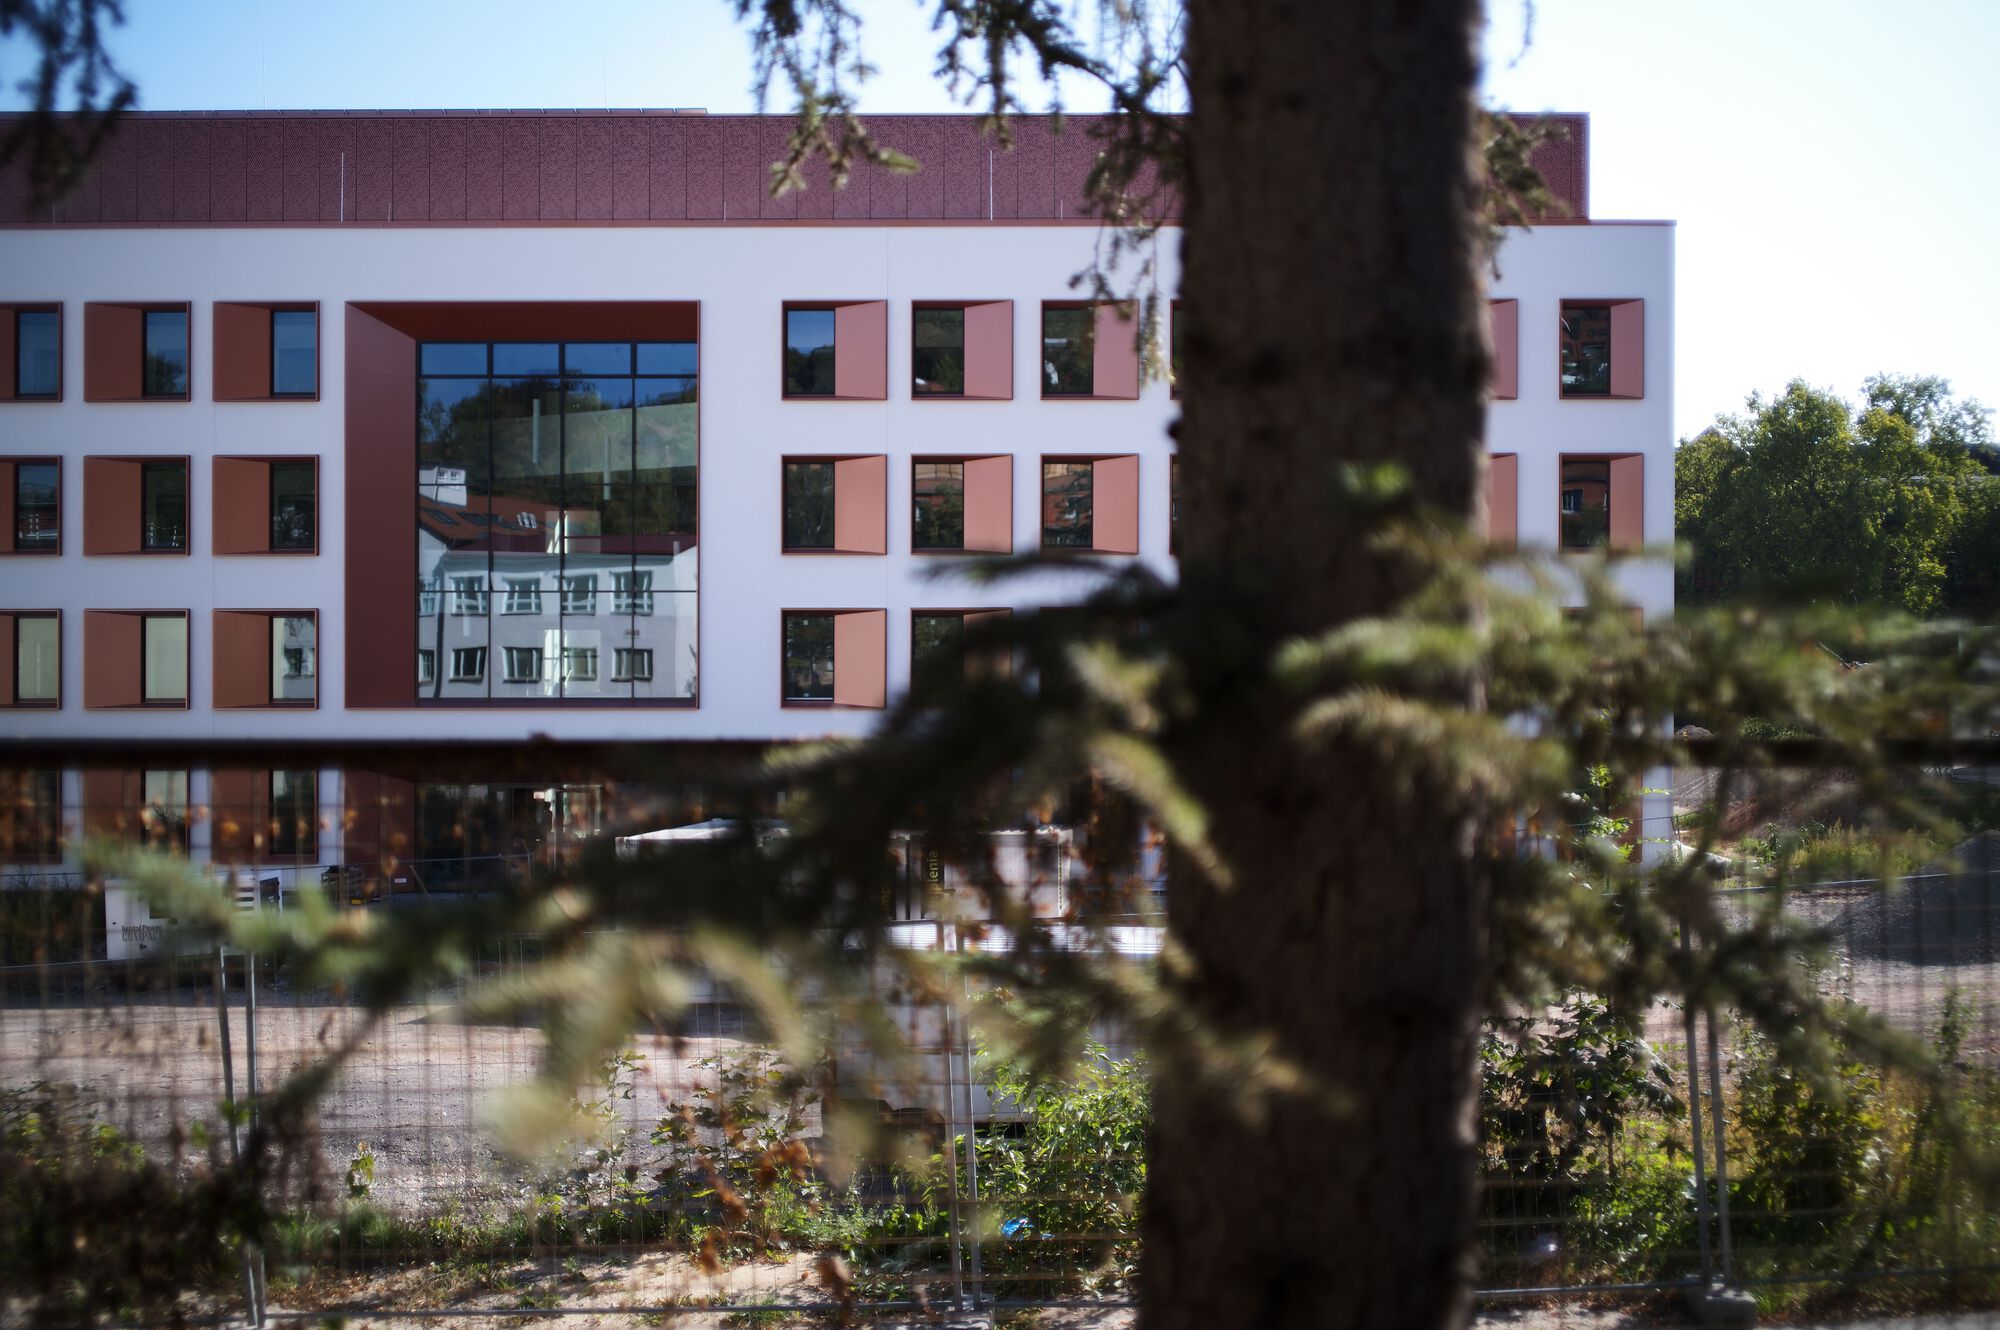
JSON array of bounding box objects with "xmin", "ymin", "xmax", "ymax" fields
[{"xmin": 417, "ymin": 340, "xmax": 698, "ymax": 702}]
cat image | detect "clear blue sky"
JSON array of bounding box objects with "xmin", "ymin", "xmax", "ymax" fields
[{"xmin": 5, "ymin": 0, "xmax": 1995, "ymax": 440}]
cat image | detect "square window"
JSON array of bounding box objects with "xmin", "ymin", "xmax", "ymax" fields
[
  {"xmin": 15, "ymin": 310, "xmax": 59, "ymax": 398},
  {"xmin": 1041, "ymin": 461, "xmax": 1094, "ymax": 548},
  {"xmin": 450, "ymin": 646, "xmax": 487, "ymax": 681},
  {"xmin": 913, "ymin": 307, "xmax": 966, "ymax": 396},
  {"xmin": 561, "ymin": 574, "xmax": 598, "ymax": 615},
  {"xmin": 783, "ymin": 461, "xmax": 836, "ymax": 550},
  {"xmin": 612, "ymin": 647, "xmax": 653, "ymax": 682},
  {"xmin": 141, "ymin": 462, "xmax": 188, "ymax": 552},
  {"xmin": 270, "ymin": 309, "xmax": 317, "ymax": 396},
  {"xmin": 451, "ymin": 575, "xmax": 488, "ymax": 615},
  {"xmin": 784, "ymin": 308, "xmax": 837, "ymax": 397},
  {"xmin": 782, "ymin": 612, "xmax": 835, "ymax": 703},
  {"xmin": 912, "ymin": 461, "xmax": 966, "ymax": 550},
  {"xmin": 613, "ymin": 569, "xmax": 654, "ymax": 616},
  {"xmin": 142, "ymin": 614, "xmax": 187, "ymax": 704},
  {"xmin": 13, "ymin": 459, "xmax": 59, "ymax": 552},
  {"xmin": 563, "ymin": 646, "xmax": 598, "ymax": 681},
  {"xmin": 503, "ymin": 646, "xmax": 544, "ymax": 683},
  {"xmin": 269, "ymin": 461, "xmax": 316, "ymax": 551},
  {"xmin": 1041, "ymin": 306, "xmax": 1095, "ymax": 397},
  {"xmin": 143, "ymin": 309, "xmax": 188, "ymax": 398},
  {"xmin": 503, "ymin": 577, "xmax": 543, "ymax": 615}
]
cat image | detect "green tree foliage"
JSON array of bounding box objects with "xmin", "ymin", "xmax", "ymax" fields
[{"xmin": 1677, "ymin": 379, "xmax": 1987, "ymax": 615}]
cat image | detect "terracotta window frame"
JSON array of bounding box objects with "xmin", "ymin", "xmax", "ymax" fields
[
  {"xmin": 84, "ymin": 608, "xmax": 190, "ymax": 710},
  {"xmin": 780, "ymin": 455, "xmax": 887, "ymax": 555},
  {"xmin": 213, "ymin": 609, "xmax": 318, "ymax": 710},
  {"xmin": 1039, "ymin": 301, "xmax": 1140, "ymax": 401},
  {"xmin": 214, "ymin": 300, "xmax": 320, "ymax": 403},
  {"xmin": 0, "ymin": 456, "xmax": 62, "ymax": 555},
  {"xmin": 1558, "ymin": 298, "xmax": 1644, "ymax": 401},
  {"xmin": 84, "ymin": 301, "xmax": 192, "ymax": 402},
  {"xmin": 1039, "ymin": 454, "xmax": 1140, "ymax": 555},
  {"xmin": 911, "ymin": 300, "xmax": 1013, "ymax": 401},
  {"xmin": 82, "ymin": 768, "xmax": 191, "ymax": 850},
  {"xmin": 1, "ymin": 304, "xmax": 63, "ymax": 402},
  {"xmin": 0, "ymin": 610, "xmax": 61, "ymax": 709},
  {"xmin": 911, "ymin": 455, "xmax": 1013, "ymax": 555},
  {"xmin": 781, "ymin": 300, "xmax": 887, "ymax": 401},
  {"xmin": 83, "ymin": 456, "xmax": 192, "ymax": 556},
  {"xmin": 911, "ymin": 608, "xmax": 1013, "ymax": 685},
  {"xmin": 781, "ymin": 608, "xmax": 886, "ymax": 710},
  {"xmin": 212, "ymin": 455, "xmax": 318, "ymax": 556},
  {"xmin": 1558, "ymin": 453, "xmax": 1645, "ymax": 552}
]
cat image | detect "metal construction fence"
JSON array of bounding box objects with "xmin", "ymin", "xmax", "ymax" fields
[{"xmin": 4, "ymin": 760, "xmax": 2000, "ymax": 1325}]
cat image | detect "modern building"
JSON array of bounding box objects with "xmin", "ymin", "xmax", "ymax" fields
[{"xmin": 0, "ymin": 109, "xmax": 1671, "ymax": 885}]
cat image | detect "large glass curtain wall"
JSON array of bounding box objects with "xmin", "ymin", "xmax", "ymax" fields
[{"xmin": 417, "ymin": 340, "xmax": 698, "ymax": 701}]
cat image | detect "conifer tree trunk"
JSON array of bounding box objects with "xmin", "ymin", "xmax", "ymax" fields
[{"xmin": 1143, "ymin": 2, "xmax": 1492, "ymax": 1327}]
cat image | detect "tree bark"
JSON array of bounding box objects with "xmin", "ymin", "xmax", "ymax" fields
[{"xmin": 1142, "ymin": 2, "xmax": 1492, "ymax": 1328}]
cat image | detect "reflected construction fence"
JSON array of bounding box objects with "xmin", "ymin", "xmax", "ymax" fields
[{"xmin": 5, "ymin": 743, "xmax": 2000, "ymax": 1323}]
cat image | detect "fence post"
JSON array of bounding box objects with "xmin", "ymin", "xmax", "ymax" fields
[
  {"xmin": 941, "ymin": 982, "xmax": 967, "ymax": 1312},
  {"xmin": 1704, "ymin": 1006, "xmax": 1734, "ymax": 1284},
  {"xmin": 1679, "ymin": 922, "xmax": 1716, "ymax": 1288},
  {"xmin": 213, "ymin": 944, "xmax": 262, "ymax": 1328}
]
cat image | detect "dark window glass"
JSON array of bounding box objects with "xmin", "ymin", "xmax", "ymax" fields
[
  {"xmin": 15, "ymin": 310, "xmax": 59, "ymax": 398},
  {"xmin": 1560, "ymin": 304, "xmax": 1612, "ymax": 397},
  {"xmin": 912, "ymin": 612, "xmax": 965, "ymax": 681},
  {"xmin": 637, "ymin": 342, "xmax": 698, "ymax": 376},
  {"xmin": 784, "ymin": 309, "xmax": 836, "ymax": 397},
  {"xmin": 912, "ymin": 461, "xmax": 965, "ymax": 550},
  {"xmin": 1041, "ymin": 307, "xmax": 1094, "ymax": 396},
  {"xmin": 784, "ymin": 612, "xmax": 835, "ymax": 702},
  {"xmin": 783, "ymin": 461, "xmax": 836, "ymax": 550},
  {"xmin": 1042, "ymin": 461, "xmax": 1094, "ymax": 548},
  {"xmin": 564, "ymin": 343, "xmax": 631, "ymax": 376},
  {"xmin": 141, "ymin": 462, "xmax": 188, "ymax": 551},
  {"xmin": 270, "ymin": 462, "xmax": 316, "ymax": 551},
  {"xmin": 0, "ymin": 770, "xmax": 61, "ymax": 861},
  {"xmin": 418, "ymin": 377, "xmax": 492, "ymax": 491},
  {"xmin": 913, "ymin": 307, "xmax": 965, "ymax": 396},
  {"xmin": 492, "ymin": 343, "xmax": 560, "ymax": 376},
  {"xmin": 268, "ymin": 770, "xmax": 315, "ymax": 857},
  {"xmin": 143, "ymin": 309, "xmax": 188, "ymax": 398},
  {"xmin": 271, "ymin": 309, "xmax": 317, "ymax": 396},
  {"xmin": 420, "ymin": 343, "xmax": 487, "ymax": 376},
  {"xmin": 1560, "ymin": 458, "xmax": 1612, "ymax": 550},
  {"xmin": 14, "ymin": 460, "xmax": 58, "ymax": 551}
]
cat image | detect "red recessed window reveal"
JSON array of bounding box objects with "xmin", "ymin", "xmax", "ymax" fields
[
  {"xmin": 1485, "ymin": 454, "xmax": 1519, "ymax": 548},
  {"xmin": 1040, "ymin": 301, "xmax": 1141, "ymax": 400},
  {"xmin": 1488, "ymin": 299, "xmax": 1519, "ymax": 401},
  {"xmin": 213, "ymin": 610, "xmax": 317, "ymax": 709},
  {"xmin": 1559, "ymin": 454, "xmax": 1645, "ymax": 552},
  {"xmin": 83, "ymin": 609, "xmax": 189, "ymax": 709},
  {"xmin": 0, "ymin": 458, "xmax": 61, "ymax": 555},
  {"xmin": 84, "ymin": 457, "xmax": 191, "ymax": 555},
  {"xmin": 912, "ymin": 456, "xmax": 1013, "ymax": 554},
  {"xmin": 214, "ymin": 456, "xmax": 318, "ymax": 555},
  {"xmin": 0, "ymin": 611, "xmax": 61, "ymax": 708},
  {"xmin": 1559, "ymin": 299, "xmax": 1644, "ymax": 400},
  {"xmin": 1041, "ymin": 455, "xmax": 1140, "ymax": 555}
]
